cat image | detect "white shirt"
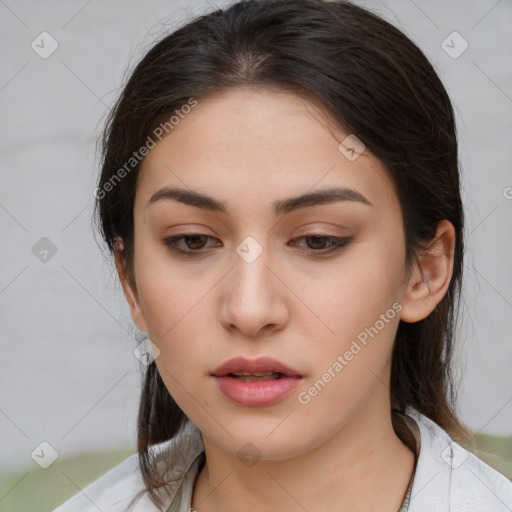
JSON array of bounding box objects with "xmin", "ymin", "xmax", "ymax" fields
[{"xmin": 53, "ymin": 405, "xmax": 512, "ymax": 511}]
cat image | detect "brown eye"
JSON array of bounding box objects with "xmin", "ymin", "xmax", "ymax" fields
[
  {"xmin": 305, "ymin": 235, "xmax": 332, "ymax": 250},
  {"xmin": 291, "ymin": 234, "xmax": 353, "ymax": 254},
  {"xmin": 182, "ymin": 234, "xmax": 208, "ymax": 250},
  {"xmin": 163, "ymin": 234, "xmax": 220, "ymax": 254}
]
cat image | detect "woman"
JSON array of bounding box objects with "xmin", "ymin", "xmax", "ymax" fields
[{"xmin": 54, "ymin": 0, "xmax": 512, "ymax": 510}]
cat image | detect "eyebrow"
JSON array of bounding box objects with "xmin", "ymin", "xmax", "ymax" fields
[{"xmin": 147, "ymin": 186, "xmax": 373, "ymax": 216}]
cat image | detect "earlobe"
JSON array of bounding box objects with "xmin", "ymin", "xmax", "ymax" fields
[
  {"xmin": 400, "ymin": 220, "xmax": 455, "ymax": 323},
  {"xmin": 114, "ymin": 238, "xmax": 148, "ymax": 332}
]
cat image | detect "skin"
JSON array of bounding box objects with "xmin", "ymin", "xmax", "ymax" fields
[{"xmin": 116, "ymin": 87, "xmax": 455, "ymax": 511}]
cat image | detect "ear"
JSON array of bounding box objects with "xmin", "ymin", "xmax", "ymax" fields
[
  {"xmin": 114, "ymin": 238, "xmax": 148, "ymax": 332},
  {"xmin": 400, "ymin": 220, "xmax": 456, "ymax": 323}
]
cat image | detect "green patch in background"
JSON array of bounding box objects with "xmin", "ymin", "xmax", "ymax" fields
[
  {"xmin": 0, "ymin": 447, "xmax": 134, "ymax": 512},
  {"xmin": 463, "ymin": 432, "xmax": 512, "ymax": 480}
]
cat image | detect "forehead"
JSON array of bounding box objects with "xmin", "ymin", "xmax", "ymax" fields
[{"xmin": 136, "ymin": 87, "xmax": 398, "ymax": 214}]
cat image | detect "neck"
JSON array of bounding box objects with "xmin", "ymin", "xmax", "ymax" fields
[{"xmin": 192, "ymin": 385, "xmax": 416, "ymax": 512}]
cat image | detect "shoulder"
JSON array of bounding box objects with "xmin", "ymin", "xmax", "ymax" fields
[
  {"xmin": 52, "ymin": 452, "xmax": 154, "ymax": 512},
  {"xmin": 52, "ymin": 420, "xmax": 204, "ymax": 512},
  {"xmin": 405, "ymin": 406, "xmax": 512, "ymax": 512}
]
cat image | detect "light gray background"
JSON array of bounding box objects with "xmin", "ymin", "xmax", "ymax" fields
[{"xmin": 1, "ymin": 0, "xmax": 511, "ymax": 478}]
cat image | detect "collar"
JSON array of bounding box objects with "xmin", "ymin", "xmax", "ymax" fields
[{"xmin": 403, "ymin": 405, "xmax": 512, "ymax": 511}]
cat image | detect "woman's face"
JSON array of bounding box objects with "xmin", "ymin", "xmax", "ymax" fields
[{"xmin": 126, "ymin": 87, "xmax": 413, "ymax": 459}]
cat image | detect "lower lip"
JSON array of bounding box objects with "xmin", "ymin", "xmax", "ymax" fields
[{"xmin": 213, "ymin": 375, "xmax": 302, "ymax": 406}]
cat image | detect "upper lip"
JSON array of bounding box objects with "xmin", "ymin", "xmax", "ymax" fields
[{"xmin": 211, "ymin": 356, "xmax": 302, "ymax": 377}]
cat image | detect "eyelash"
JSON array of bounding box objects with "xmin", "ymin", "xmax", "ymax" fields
[{"xmin": 162, "ymin": 233, "xmax": 353, "ymax": 256}]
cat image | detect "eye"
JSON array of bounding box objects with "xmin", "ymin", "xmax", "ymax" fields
[
  {"xmin": 163, "ymin": 233, "xmax": 352, "ymax": 256},
  {"xmin": 163, "ymin": 234, "xmax": 220, "ymax": 254},
  {"xmin": 289, "ymin": 234, "xmax": 353, "ymax": 253}
]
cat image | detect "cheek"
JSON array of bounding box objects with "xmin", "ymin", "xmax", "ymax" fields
[
  {"xmin": 136, "ymin": 272, "xmax": 212, "ymax": 359},
  {"xmin": 133, "ymin": 235, "xmax": 190, "ymax": 328},
  {"xmin": 135, "ymin": 264, "xmax": 214, "ymax": 409},
  {"xmin": 133, "ymin": 243, "xmax": 219, "ymax": 369},
  {"xmin": 298, "ymin": 253, "xmax": 402, "ymax": 338},
  {"xmin": 293, "ymin": 266, "xmax": 401, "ymax": 423},
  {"xmin": 291, "ymin": 242, "xmax": 405, "ymax": 396}
]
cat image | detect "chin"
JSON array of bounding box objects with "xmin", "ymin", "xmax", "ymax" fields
[{"xmin": 207, "ymin": 421, "xmax": 318, "ymax": 462}]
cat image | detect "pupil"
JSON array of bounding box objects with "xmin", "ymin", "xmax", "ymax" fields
[
  {"xmin": 308, "ymin": 236, "xmax": 326, "ymax": 249},
  {"xmin": 187, "ymin": 235, "xmax": 206, "ymax": 249}
]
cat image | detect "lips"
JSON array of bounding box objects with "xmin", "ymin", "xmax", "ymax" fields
[
  {"xmin": 211, "ymin": 356, "xmax": 302, "ymax": 378},
  {"xmin": 212, "ymin": 356, "xmax": 303, "ymax": 406}
]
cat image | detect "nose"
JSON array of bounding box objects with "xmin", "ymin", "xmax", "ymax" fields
[{"xmin": 219, "ymin": 239, "xmax": 289, "ymax": 337}]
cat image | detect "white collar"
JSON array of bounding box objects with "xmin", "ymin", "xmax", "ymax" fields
[{"xmin": 403, "ymin": 405, "xmax": 512, "ymax": 511}]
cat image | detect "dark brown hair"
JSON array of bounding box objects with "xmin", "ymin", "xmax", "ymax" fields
[{"xmin": 95, "ymin": 0, "xmax": 473, "ymax": 507}]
